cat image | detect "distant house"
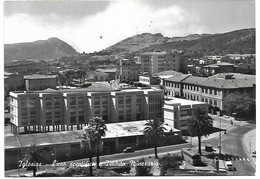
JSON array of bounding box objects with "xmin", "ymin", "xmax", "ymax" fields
[
  {"xmin": 96, "ymin": 68, "xmax": 116, "ymax": 81},
  {"xmin": 85, "ymin": 71, "xmax": 109, "ymax": 81},
  {"xmin": 4, "ymin": 71, "xmax": 24, "ymax": 97},
  {"xmin": 116, "ymin": 59, "xmax": 141, "ymax": 82},
  {"xmin": 139, "ymin": 74, "xmax": 160, "ymax": 85},
  {"xmin": 24, "ymin": 74, "xmax": 58, "ymax": 91},
  {"xmin": 202, "ymin": 62, "xmax": 237, "ymax": 75}
]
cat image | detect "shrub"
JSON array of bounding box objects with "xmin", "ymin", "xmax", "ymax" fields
[
  {"xmin": 158, "ymin": 153, "xmax": 182, "ymax": 176},
  {"xmin": 135, "ymin": 158, "xmax": 152, "ymax": 176}
]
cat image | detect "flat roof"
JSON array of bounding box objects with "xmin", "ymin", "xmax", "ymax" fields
[
  {"xmin": 5, "ymin": 120, "xmax": 179, "ymax": 150},
  {"xmin": 164, "ymin": 98, "xmax": 207, "ymax": 106},
  {"xmin": 24, "ymin": 74, "xmax": 57, "ymax": 80}
]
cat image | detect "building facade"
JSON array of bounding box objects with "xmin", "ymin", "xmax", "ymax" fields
[
  {"xmin": 138, "ymin": 51, "xmax": 188, "ymax": 75},
  {"xmin": 115, "ymin": 59, "xmax": 141, "ymax": 82},
  {"xmin": 202, "ymin": 62, "xmax": 237, "ymax": 76},
  {"xmin": 9, "ymin": 88, "xmax": 164, "ymax": 134},
  {"xmin": 164, "ymin": 73, "xmax": 255, "ymax": 111},
  {"xmin": 24, "ymin": 74, "xmax": 58, "ymax": 91},
  {"xmin": 163, "ymin": 98, "xmax": 208, "ymax": 131}
]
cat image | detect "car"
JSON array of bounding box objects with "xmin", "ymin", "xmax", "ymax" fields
[
  {"xmin": 225, "ymin": 161, "xmax": 234, "ymax": 171},
  {"xmin": 123, "ymin": 147, "xmax": 134, "ymax": 153}
]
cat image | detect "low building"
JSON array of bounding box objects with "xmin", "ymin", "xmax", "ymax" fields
[
  {"xmin": 85, "ymin": 71, "xmax": 109, "ymax": 81},
  {"xmin": 5, "ymin": 120, "xmax": 181, "ymax": 170},
  {"xmin": 202, "ymin": 62, "xmax": 237, "ymax": 76},
  {"xmin": 24, "ymin": 74, "xmax": 58, "ymax": 91},
  {"xmin": 163, "ymin": 98, "xmax": 208, "ymax": 131},
  {"xmin": 139, "ymin": 75, "xmax": 160, "ymax": 85},
  {"xmin": 96, "ymin": 68, "xmax": 116, "ymax": 81}
]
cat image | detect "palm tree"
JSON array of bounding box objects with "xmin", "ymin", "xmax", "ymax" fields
[
  {"xmin": 78, "ymin": 126, "xmax": 96, "ymax": 176},
  {"xmin": 89, "ymin": 116, "xmax": 107, "ymax": 169},
  {"xmin": 22, "ymin": 144, "xmax": 46, "ymax": 177},
  {"xmin": 143, "ymin": 119, "xmax": 166, "ymax": 158},
  {"xmin": 188, "ymin": 106, "xmax": 213, "ymax": 155}
]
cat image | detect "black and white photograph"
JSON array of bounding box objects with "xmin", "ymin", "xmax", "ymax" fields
[{"xmin": 3, "ymin": 0, "xmax": 256, "ymax": 177}]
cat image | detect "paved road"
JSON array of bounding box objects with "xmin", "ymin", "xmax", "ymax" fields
[{"xmin": 202, "ymin": 123, "xmax": 256, "ymax": 176}]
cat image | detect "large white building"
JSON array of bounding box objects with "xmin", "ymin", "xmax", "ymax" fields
[{"xmin": 9, "ymin": 87, "xmax": 164, "ymax": 134}]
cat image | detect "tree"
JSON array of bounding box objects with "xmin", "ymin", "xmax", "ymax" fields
[
  {"xmin": 21, "ymin": 144, "xmax": 46, "ymax": 177},
  {"xmin": 143, "ymin": 119, "xmax": 166, "ymax": 158},
  {"xmin": 188, "ymin": 107, "xmax": 213, "ymax": 155},
  {"xmin": 224, "ymin": 92, "xmax": 256, "ymax": 122},
  {"xmin": 158, "ymin": 153, "xmax": 182, "ymax": 176},
  {"xmin": 88, "ymin": 116, "xmax": 107, "ymax": 169},
  {"xmin": 77, "ymin": 126, "xmax": 96, "ymax": 176}
]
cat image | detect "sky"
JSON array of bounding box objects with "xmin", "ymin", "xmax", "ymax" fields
[{"xmin": 4, "ymin": 0, "xmax": 255, "ymax": 53}]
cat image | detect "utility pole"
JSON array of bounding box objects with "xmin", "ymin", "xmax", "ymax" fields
[{"xmin": 219, "ymin": 116, "xmax": 222, "ymax": 154}]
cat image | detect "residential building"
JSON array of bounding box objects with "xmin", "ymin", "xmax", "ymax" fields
[
  {"xmin": 226, "ymin": 54, "xmax": 255, "ymax": 60},
  {"xmin": 202, "ymin": 62, "xmax": 237, "ymax": 76},
  {"xmin": 9, "ymin": 87, "xmax": 164, "ymax": 135},
  {"xmin": 85, "ymin": 71, "xmax": 109, "ymax": 81},
  {"xmin": 96, "ymin": 68, "xmax": 116, "ymax": 81},
  {"xmin": 138, "ymin": 51, "xmax": 188, "ymax": 75},
  {"xmin": 164, "ymin": 98, "xmax": 208, "ymax": 131},
  {"xmin": 24, "ymin": 74, "xmax": 58, "ymax": 91},
  {"xmin": 139, "ymin": 75, "xmax": 160, "ymax": 85},
  {"xmin": 4, "ymin": 71, "xmax": 24, "ymax": 97},
  {"xmin": 164, "ymin": 73, "xmax": 255, "ymax": 112},
  {"xmin": 115, "ymin": 59, "xmax": 141, "ymax": 82}
]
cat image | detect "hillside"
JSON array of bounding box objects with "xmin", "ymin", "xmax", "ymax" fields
[
  {"xmin": 4, "ymin": 37, "xmax": 79, "ymax": 64},
  {"xmin": 141, "ymin": 28, "xmax": 255, "ymax": 56},
  {"xmin": 103, "ymin": 28, "xmax": 255, "ymax": 56}
]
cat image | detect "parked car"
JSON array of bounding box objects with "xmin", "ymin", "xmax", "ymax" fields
[
  {"xmin": 123, "ymin": 147, "xmax": 134, "ymax": 153},
  {"xmin": 225, "ymin": 161, "xmax": 234, "ymax": 171}
]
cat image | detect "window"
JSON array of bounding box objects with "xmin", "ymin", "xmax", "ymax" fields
[
  {"xmin": 102, "ymin": 106, "xmax": 108, "ymax": 114},
  {"xmin": 30, "ymin": 108, "xmax": 36, "ymax": 115},
  {"xmin": 54, "ymin": 107, "xmax": 60, "ymax": 115},
  {"xmin": 126, "ymin": 96, "xmax": 131, "ymax": 104},
  {"xmin": 102, "ymin": 115, "xmax": 108, "ymax": 122},
  {"xmin": 209, "ymin": 99, "xmax": 212, "ymax": 105},
  {"xmin": 209, "ymin": 89, "xmax": 212, "ymax": 95},
  {"xmin": 70, "ymin": 97, "xmax": 76, "ymax": 105},
  {"xmin": 46, "ymin": 117, "xmax": 52, "ymax": 125},
  {"xmin": 118, "ymin": 96, "xmax": 123, "ymax": 105},
  {"xmin": 21, "ymin": 108, "xmax": 27, "ymax": 116},
  {"xmin": 119, "ymin": 115, "xmax": 124, "ymax": 122},
  {"xmin": 46, "ymin": 108, "xmax": 52, "ymax": 115},
  {"xmin": 30, "ymin": 117, "xmax": 37, "ymax": 125},
  {"xmin": 214, "ymin": 90, "xmax": 217, "ymax": 95},
  {"xmin": 94, "ymin": 106, "xmax": 100, "ymax": 115},
  {"xmin": 202, "ymin": 88, "xmax": 204, "ymax": 93},
  {"xmin": 78, "ymin": 106, "xmax": 84, "ymax": 114},
  {"xmin": 180, "ymin": 109, "xmax": 192, "ymax": 116},
  {"xmin": 126, "ymin": 105, "xmax": 131, "ymax": 113},
  {"xmin": 54, "ymin": 97, "xmax": 60, "ymax": 105},
  {"xmin": 29, "ymin": 98, "xmax": 36, "ymax": 107},
  {"xmin": 46, "ymin": 98, "xmax": 52, "ymax": 106},
  {"xmin": 118, "ymin": 106, "xmax": 124, "ymax": 114},
  {"xmin": 92, "ymin": 97, "xmax": 99, "ymax": 106},
  {"xmin": 205, "ymin": 98, "xmax": 208, "ymax": 103},
  {"xmin": 78, "ymin": 97, "xmax": 84, "ymax": 105},
  {"xmin": 70, "ymin": 116, "xmax": 76, "ymax": 124},
  {"xmin": 21, "ymin": 98, "xmax": 27, "ymax": 106},
  {"xmin": 102, "ymin": 96, "xmax": 108, "ymax": 105},
  {"xmin": 214, "ymin": 100, "xmax": 217, "ymax": 106},
  {"xmin": 126, "ymin": 114, "xmax": 131, "ymax": 121},
  {"xmin": 70, "ymin": 107, "xmax": 76, "ymax": 115},
  {"xmin": 79, "ymin": 116, "xmax": 84, "ymax": 123},
  {"xmin": 136, "ymin": 95, "xmax": 141, "ymax": 103}
]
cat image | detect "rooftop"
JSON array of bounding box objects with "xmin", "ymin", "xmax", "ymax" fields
[
  {"xmin": 164, "ymin": 98, "xmax": 206, "ymax": 106},
  {"xmin": 154, "ymin": 70, "xmax": 184, "ymax": 76},
  {"xmin": 182, "ymin": 76, "xmax": 206, "ymax": 85},
  {"xmin": 24, "ymin": 74, "xmax": 57, "ymax": 80},
  {"xmin": 164, "ymin": 74, "xmax": 190, "ymax": 82},
  {"xmin": 203, "ymin": 62, "xmax": 237, "ymax": 68}
]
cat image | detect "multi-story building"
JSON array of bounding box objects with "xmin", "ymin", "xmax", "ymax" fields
[
  {"xmin": 24, "ymin": 74, "xmax": 58, "ymax": 91},
  {"xmin": 164, "ymin": 73, "xmax": 255, "ymax": 112},
  {"xmin": 164, "ymin": 98, "xmax": 208, "ymax": 131},
  {"xmin": 115, "ymin": 59, "xmax": 141, "ymax": 82},
  {"xmin": 138, "ymin": 51, "xmax": 188, "ymax": 75},
  {"xmin": 4, "ymin": 71, "xmax": 24, "ymax": 97},
  {"xmin": 9, "ymin": 88, "xmax": 164, "ymax": 135}
]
